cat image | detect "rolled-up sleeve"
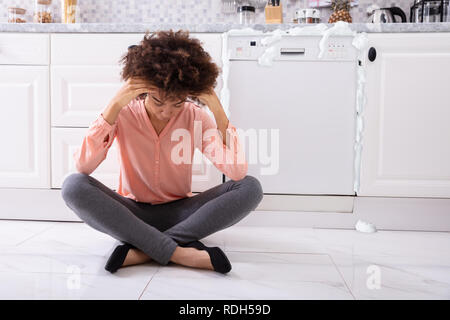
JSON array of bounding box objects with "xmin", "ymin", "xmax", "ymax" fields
[
  {"xmin": 73, "ymin": 112, "xmax": 119, "ymax": 175},
  {"xmin": 198, "ymin": 109, "xmax": 248, "ymax": 181}
]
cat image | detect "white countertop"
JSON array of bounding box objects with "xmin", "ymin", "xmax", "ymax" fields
[{"xmin": 1, "ymin": 22, "xmax": 450, "ymax": 33}]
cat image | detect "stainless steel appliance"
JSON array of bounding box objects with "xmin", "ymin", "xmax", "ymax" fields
[
  {"xmin": 410, "ymin": 0, "xmax": 450, "ymax": 22},
  {"xmin": 367, "ymin": 5, "xmax": 408, "ymax": 23}
]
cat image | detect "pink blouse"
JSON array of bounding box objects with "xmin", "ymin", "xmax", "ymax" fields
[{"xmin": 73, "ymin": 98, "xmax": 248, "ymax": 204}]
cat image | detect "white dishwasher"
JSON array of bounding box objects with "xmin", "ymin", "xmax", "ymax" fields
[{"xmin": 226, "ymin": 34, "xmax": 358, "ymax": 195}]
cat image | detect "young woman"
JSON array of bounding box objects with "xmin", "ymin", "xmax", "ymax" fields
[{"xmin": 61, "ymin": 30, "xmax": 263, "ymax": 274}]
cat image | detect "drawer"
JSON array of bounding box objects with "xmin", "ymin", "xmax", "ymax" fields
[
  {"xmin": 0, "ymin": 33, "xmax": 49, "ymax": 65},
  {"xmin": 51, "ymin": 127, "xmax": 120, "ymax": 189},
  {"xmin": 50, "ymin": 33, "xmax": 223, "ymax": 67},
  {"xmin": 51, "ymin": 33, "xmax": 146, "ymax": 65},
  {"xmin": 51, "ymin": 65, "xmax": 122, "ymax": 127}
]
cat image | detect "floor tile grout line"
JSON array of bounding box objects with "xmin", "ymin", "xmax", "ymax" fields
[
  {"xmin": 326, "ymin": 253, "xmax": 356, "ymax": 300},
  {"xmin": 138, "ymin": 266, "xmax": 161, "ymax": 300},
  {"xmin": 0, "ymin": 267, "xmax": 161, "ymax": 277},
  {"xmin": 14, "ymin": 222, "xmax": 59, "ymax": 247}
]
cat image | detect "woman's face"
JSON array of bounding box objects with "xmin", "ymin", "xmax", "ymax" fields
[{"xmin": 144, "ymin": 90, "xmax": 187, "ymax": 122}]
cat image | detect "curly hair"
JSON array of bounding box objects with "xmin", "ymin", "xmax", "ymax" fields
[{"xmin": 119, "ymin": 29, "xmax": 220, "ymax": 101}]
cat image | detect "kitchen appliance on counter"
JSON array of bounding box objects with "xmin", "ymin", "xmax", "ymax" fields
[
  {"xmin": 410, "ymin": 0, "xmax": 450, "ymax": 22},
  {"xmin": 367, "ymin": 4, "xmax": 408, "ymax": 23},
  {"xmin": 226, "ymin": 35, "xmax": 358, "ymax": 196}
]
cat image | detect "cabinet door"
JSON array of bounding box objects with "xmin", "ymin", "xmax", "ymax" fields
[
  {"xmin": 0, "ymin": 66, "xmax": 50, "ymax": 188},
  {"xmin": 51, "ymin": 128, "xmax": 119, "ymax": 189},
  {"xmin": 51, "ymin": 65, "xmax": 122, "ymax": 127},
  {"xmin": 359, "ymin": 33, "xmax": 450, "ymax": 198}
]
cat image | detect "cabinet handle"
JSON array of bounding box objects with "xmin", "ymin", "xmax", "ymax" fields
[{"xmin": 368, "ymin": 47, "xmax": 377, "ymax": 62}]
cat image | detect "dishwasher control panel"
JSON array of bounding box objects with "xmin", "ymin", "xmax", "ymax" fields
[{"xmin": 228, "ymin": 35, "xmax": 357, "ymax": 61}]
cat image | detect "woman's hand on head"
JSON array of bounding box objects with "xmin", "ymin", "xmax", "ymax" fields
[
  {"xmin": 194, "ymin": 88, "xmax": 219, "ymax": 108},
  {"xmin": 110, "ymin": 77, "xmax": 155, "ymax": 109}
]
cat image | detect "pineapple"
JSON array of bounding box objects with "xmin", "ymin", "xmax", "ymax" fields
[{"xmin": 328, "ymin": 0, "xmax": 352, "ymax": 23}]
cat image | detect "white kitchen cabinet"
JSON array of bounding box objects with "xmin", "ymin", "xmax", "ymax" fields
[
  {"xmin": 51, "ymin": 128, "xmax": 120, "ymax": 189},
  {"xmin": 0, "ymin": 66, "xmax": 50, "ymax": 189},
  {"xmin": 51, "ymin": 65, "xmax": 122, "ymax": 127},
  {"xmin": 0, "ymin": 33, "xmax": 49, "ymax": 65},
  {"xmin": 0, "ymin": 33, "xmax": 50, "ymax": 190},
  {"xmin": 50, "ymin": 33, "xmax": 223, "ymax": 193},
  {"xmin": 359, "ymin": 33, "xmax": 450, "ymax": 198}
]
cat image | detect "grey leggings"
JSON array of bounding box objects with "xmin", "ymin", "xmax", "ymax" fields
[{"xmin": 61, "ymin": 173, "xmax": 263, "ymax": 265}]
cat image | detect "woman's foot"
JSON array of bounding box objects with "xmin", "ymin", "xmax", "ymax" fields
[
  {"xmin": 170, "ymin": 246, "xmax": 214, "ymax": 271},
  {"xmin": 122, "ymin": 248, "xmax": 153, "ymax": 267},
  {"xmin": 171, "ymin": 241, "xmax": 231, "ymax": 273},
  {"xmin": 105, "ymin": 243, "xmax": 152, "ymax": 273}
]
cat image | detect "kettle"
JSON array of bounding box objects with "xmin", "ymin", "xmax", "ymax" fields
[{"xmin": 367, "ymin": 4, "xmax": 408, "ymax": 23}]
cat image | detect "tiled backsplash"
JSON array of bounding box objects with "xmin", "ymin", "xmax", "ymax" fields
[{"xmin": 1, "ymin": 0, "xmax": 414, "ymax": 24}]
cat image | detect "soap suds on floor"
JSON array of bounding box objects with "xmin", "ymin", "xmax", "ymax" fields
[{"xmin": 355, "ymin": 219, "xmax": 377, "ymax": 233}]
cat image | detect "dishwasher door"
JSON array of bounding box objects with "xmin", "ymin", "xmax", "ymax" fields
[{"xmin": 228, "ymin": 59, "xmax": 357, "ymax": 195}]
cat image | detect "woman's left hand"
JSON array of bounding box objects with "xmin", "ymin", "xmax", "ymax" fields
[
  {"xmin": 194, "ymin": 89, "xmax": 230, "ymax": 145},
  {"xmin": 195, "ymin": 89, "xmax": 220, "ymax": 111}
]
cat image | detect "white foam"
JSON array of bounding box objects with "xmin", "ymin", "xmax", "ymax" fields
[
  {"xmin": 288, "ymin": 23, "xmax": 328, "ymax": 35},
  {"xmin": 351, "ymin": 32, "xmax": 369, "ymax": 193},
  {"xmin": 258, "ymin": 45, "xmax": 279, "ymax": 67},
  {"xmin": 355, "ymin": 219, "xmax": 377, "ymax": 233}
]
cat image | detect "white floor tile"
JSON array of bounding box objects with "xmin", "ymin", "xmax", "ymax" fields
[
  {"xmin": 1, "ymin": 220, "xmax": 449, "ymax": 300},
  {"xmin": 220, "ymin": 226, "xmax": 327, "ymax": 254},
  {"xmin": 0, "ymin": 220, "xmax": 56, "ymax": 247},
  {"xmin": 314, "ymin": 228, "xmax": 450, "ymax": 299},
  {"xmin": 141, "ymin": 252, "xmax": 352, "ymax": 300},
  {"xmin": 0, "ymin": 267, "xmax": 154, "ymax": 300}
]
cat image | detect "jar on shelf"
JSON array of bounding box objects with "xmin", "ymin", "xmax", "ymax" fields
[
  {"xmin": 61, "ymin": 0, "xmax": 79, "ymax": 23},
  {"xmin": 238, "ymin": 6, "xmax": 256, "ymax": 24},
  {"xmin": 7, "ymin": 7, "xmax": 27, "ymax": 23},
  {"xmin": 34, "ymin": 0, "xmax": 53, "ymax": 23}
]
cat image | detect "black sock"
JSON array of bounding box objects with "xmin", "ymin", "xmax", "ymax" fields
[
  {"xmin": 104, "ymin": 243, "xmax": 133, "ymax": 273},
  {"xmin": 179, "ymin": 240, "xmax": 232, "ymax": 274}
]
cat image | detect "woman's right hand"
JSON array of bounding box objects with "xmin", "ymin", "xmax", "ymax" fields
[{"xmin": 109, "ymin": 77, "xmax": 155, "ymax": 109}]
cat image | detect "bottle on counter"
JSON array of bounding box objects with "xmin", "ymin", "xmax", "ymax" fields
[
  {"xmin": 295, "ymin": 0, "xmax": 320, "ymax": 24},
  {"xmin": 313, "ymin": 9, "xmax": 321, "ymax": 23},
  {"xmin": 295, "ymin": 9, "xmax": 306, "ymax": 23},
  {"xmin": 61, "ymin": 0, "xmax": 79, "ymax": 23},
  {"xmin": 445, "ymin": 0, "xmax": 450, "ymax": 22},
  {"xmin": 7, "ymin": 7, "xmax": 27, "ymax": 23},
  {"xmin": 34, "ymin": 0, "xmax": 53, "ymax": 23},
  {"xmin": 305, "ymin": 8, "xmax": 314, "ymax": 23}
]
